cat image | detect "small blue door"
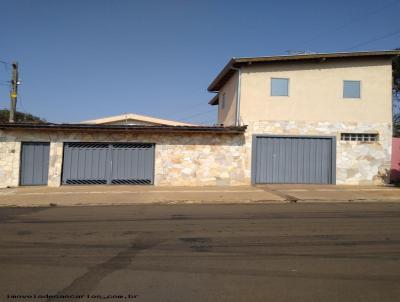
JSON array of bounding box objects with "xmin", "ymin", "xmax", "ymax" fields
[{"xmin": 20, "ymin": 142, "xmax": 50, "ymax": 186}]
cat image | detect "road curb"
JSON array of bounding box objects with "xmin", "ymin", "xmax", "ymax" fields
[{"xmin": 2, "ymin": 198, "xmax": 400, "ymax": 207}]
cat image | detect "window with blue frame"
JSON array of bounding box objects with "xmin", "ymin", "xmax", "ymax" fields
[
  {"xmin": 271, "ymin": 78, "xmax": 289, "ymax": 96},
  {"xmin": 343, "ymin": 80, "xmax": 361, "ymax": 98}
]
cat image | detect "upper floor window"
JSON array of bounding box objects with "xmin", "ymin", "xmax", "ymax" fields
[
  {"xmin": 221, "ymin": 93, "xmax": 226, "ymax": 109},
  {"xmin": 271, "ymin": 78, "xmax": 289, "ymax": 96},
  {"xmin": 343, "ymin": 80, "xmax": 361, "ymax": 99}
]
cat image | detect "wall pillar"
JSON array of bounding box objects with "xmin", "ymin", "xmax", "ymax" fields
[
  {"xmin": 48, "ymin": 142, "xmax": 63, "ymax": 187},
  {"xmin": 0, "ymin": 141, "xmax": 21, "ymax": 188}
]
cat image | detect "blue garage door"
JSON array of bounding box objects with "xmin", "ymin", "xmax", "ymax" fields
[{"xmin": 252, "ymin": 136, "xmax": 336, "ymax": 184}]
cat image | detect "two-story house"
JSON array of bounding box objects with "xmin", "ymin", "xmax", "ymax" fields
[
  {"xmin": 208, "ymin": 51, "xmax": 398, "ymax": 185},
  {"xmin": 0, "ymin": 50, "xmax": 398, "ymax": 188}
]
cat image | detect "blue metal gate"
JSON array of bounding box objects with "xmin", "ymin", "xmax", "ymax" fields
[{"xmin": 62, "ymin": 142, "xmax": 154, "ymax": 185}]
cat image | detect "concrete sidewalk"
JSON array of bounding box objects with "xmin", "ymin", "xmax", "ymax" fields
[
  {"xmin": 0, "ymin": 184, "xmax": 399, "ymax": 207},
  {"xmin": 260, "ymin": 184, "xmax": 400, "ymax": 203},
  {"xmin": 0, "ymin": 185, "xmax": 285, "ymax": 207}
]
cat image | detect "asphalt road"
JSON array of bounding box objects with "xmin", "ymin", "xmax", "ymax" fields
[{"xmin": 1, "ymin": 203, "xmax": 400, "ymax": 302}]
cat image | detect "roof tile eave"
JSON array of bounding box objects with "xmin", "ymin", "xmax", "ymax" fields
[
  {"xmin": 0, "ymin": 122, "xmax": 247, "ymax": 134},
  {"xmin": 207, "ymin": 50, "xmax": 400, "ymax": 92}
]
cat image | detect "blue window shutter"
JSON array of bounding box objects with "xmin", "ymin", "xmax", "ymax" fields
[
  {"xmin": 343, "ymin": 80, "xmax": 361, "ymax": 98},
  {"xmin": 271, "ymin": 78, "xmax": 289, "ymax": 96}
]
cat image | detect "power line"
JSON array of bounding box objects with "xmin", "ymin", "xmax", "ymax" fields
[
  {"xmin": 170, "ymin": 100, "xmax": 210, "ymax": 118},
  {"xmin": 196, "ymin": 118, "xmax": 217, "ymax": 125},
  {"xmin": 302, "ymin": 0, "xmax": 399, "ymax": 47},
  {"xmin": 176, "ymin": 108, "xmax": 216, "ymax": 121},
  {"xmin": 0, "ymin": 60, "xmax": 10, "ymax": 71},
  {"xmin": 344, "ymin": 28, "xmax": 400, "ymax": 51},
  {"xmin": 17, "ymin": 92, "xmax": 26, "ymax": 112},
  {"xmin": 0, "ymin": 60, "xmax": 10, "ymax": 73}
]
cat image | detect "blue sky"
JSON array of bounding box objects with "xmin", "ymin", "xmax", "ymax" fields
[{"xmin": 0, "ymin": 0, "xmax": 399, "ymax": 124}]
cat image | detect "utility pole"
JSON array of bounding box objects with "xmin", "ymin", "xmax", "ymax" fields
[{"xmin": 9, "ymin": 62, "xmax": 19, "ymax": 123}]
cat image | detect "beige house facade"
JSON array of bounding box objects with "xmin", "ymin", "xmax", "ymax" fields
[
  {"xmin": 209, "ymin": 51, "xmax": 398, "ymax": 185},
  {"xmin": 0, "ymin": 50, "xmax": 398, "ymax": 188}
]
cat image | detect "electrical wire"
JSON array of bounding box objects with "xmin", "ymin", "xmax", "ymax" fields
[
  {"xmin": 0, "ymin": 61, "xmax": 10, "ymax": 74},
  {"xmin": 344, "ymin": 28, "xmax": 400, "ymax": 51},
  {"xmin": 170, "ymin": 100, "xmax": 211, "ymax": 118},
  {"xmin": 195, "ymin": 118, "xmax": 217, "ymax": 125},
  {"xmin": 302, "ymin": 0, "xmax": 400, "ymax": 47},
  {"xmin": 17, "ymin": 93, "xmax": 26, "ymax": 112},
  {"xmin": 176, "ymin": 108, "xmax": 216, "ymax": 121}
]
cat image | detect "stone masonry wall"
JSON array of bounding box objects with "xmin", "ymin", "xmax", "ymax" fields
[
  {"xmin": 245, "ymin": 120, "xmax": 392, "ymax": 185},
  {"xmin": 0, "ymin": 140, "xmax": 21, "ymax": 187},
  {"xmin": 0, "ymin": 129, "xmax": 247, "ymax": 187},
  {"xmin": 0, "ymin": 122, "xmax": 392, "ymax": 188}
]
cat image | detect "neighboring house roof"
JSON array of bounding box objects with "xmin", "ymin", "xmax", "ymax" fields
[
  {"xmin": 0, "ymin": 122, "xmax": 246, "ymax": 134},
  {"xmin": 208, "ymin": 50, "xmax": 400, "ymax": 99},
  {"xmin": 81, "ymin": 113, "xmax": 195, "ymax": 126}
]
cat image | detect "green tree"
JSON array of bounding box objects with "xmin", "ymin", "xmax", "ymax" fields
[
  {"xmin": 394, "ymin": 51, "xmax": 400, "ymax": 95},
  {"xmin": 0, "ymin": 109, "xmax": 46, "ymax": 123}
]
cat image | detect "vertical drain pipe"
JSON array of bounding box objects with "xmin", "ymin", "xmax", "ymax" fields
[{"xmin": 231, "ymin": 66, "xmax": 241, "ymax": 126}]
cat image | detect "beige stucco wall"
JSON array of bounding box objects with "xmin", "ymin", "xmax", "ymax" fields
[
  {"xmin": 238, "ymin": 57, "xmax": 393, "ymax": 125},
  {"xmin": 218, "ymin": 71, "xmax": 238, "ymax": 126},
  {"xmin": 0, "ymin": 130, "xmax": 248, "ymax": 188}
]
